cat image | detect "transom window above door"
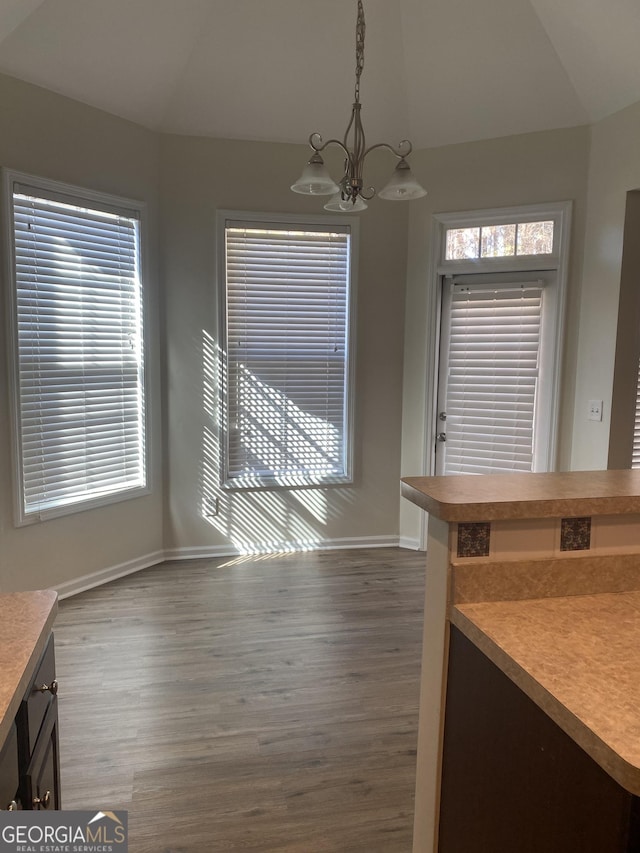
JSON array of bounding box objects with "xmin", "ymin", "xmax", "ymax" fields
[{"xmin": 445, "ymin": 220, "xmax": 555, "ymax": 260}]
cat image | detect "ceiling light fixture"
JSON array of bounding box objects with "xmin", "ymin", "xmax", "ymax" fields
[{"xmin": 291, "ymin": 0, "xmax": 426, "ymax": 211}]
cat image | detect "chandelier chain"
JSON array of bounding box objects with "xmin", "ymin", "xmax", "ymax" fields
[{"xmin": 354, "ymin": 0, "xmax": 365, "ymax": 103}]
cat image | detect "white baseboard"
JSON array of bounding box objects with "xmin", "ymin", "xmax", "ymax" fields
[
  {"xmin": 53, "ymin": 536, "xmax": 404, "ymax": 599},
  {"xmin": 307, "ymin": 535, "xmax": 400, "ymax": 551},
  {"xmin": 165, "ymin": 535, "xmax": 400, "ymax": 562},
  {"xmin": 52, "ymin": 550, "xmax": 165, "ymax": 600},
  {"xmin": 399, "ymin": 536, "xmax": 423, "ymax": 551},
  {"xmin": 162, "ymin": 544, "xmax": 240, "ymax": 561}
]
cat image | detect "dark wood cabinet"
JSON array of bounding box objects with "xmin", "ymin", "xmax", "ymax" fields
[
  {"xmin": 0, "ymin": 724, "xmax": 20, "ymax": 811},
  {"xmin": 439, "ymin": 627, "xmax": 640, "ymax": 853},
  {"xmin": 0, "ymin": 634, "xmax": 61, "ymax": 812}
]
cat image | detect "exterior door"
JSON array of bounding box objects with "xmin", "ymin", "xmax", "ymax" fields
[{"xmin": 435, "ymin": 272, "xmax": 551, "ymax": 475}]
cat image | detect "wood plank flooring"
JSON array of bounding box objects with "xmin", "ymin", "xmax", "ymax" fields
[{"xmin": 54, "ymin": 547, "xmax": 425, "ymax": 852}]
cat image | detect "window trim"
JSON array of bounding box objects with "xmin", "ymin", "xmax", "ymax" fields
[
  {"xmin": 216, "ymin": 210, "xmax": 358, "ymax": 491},
  {"xmin": 3, "ymin": 168, "xmax": 151, "ymax": 526}
]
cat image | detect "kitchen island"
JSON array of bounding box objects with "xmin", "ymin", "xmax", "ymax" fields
[{"xmin": 402, "ymin": 470, "xmax": 640, "ymax": 852}]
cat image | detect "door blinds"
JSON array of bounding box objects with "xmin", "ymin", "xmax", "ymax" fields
[
  {"xmin": 223, "ymin": 222, "xmax": 351, "ymax": 486},
  {"xmin": 11, "ymin": 185, "xmax": 146, "ymax": 519},
  {"xmin": 441, "ymin": 281, "xmax": 543, "ymax": 474}
]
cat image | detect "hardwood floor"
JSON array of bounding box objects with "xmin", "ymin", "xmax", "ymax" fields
[{"xmin": 54, "ymin": 547, "xmax": 425, "ymax": 852}]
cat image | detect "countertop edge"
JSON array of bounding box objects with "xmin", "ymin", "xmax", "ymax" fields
[
  {"xmin": 0, "ymin": 590, "xmax": 58, "ymax": 747},
  {"xmin": 401, "ymin": 478, "xmax": 591, "ymax": 522},
  {"xmin": 450, "ymin": 604, "xmax": 640, "ymax": 797},
  {"xmin": 401, "ymin": 474, "xmax": 640, "ymax": 522}
]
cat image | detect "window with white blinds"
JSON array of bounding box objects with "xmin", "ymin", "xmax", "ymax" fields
[
  {"xmin": 221, "ymin": 217, "xmax": 354, "ymax": 488},
  {"xmin": 439, "ymin": 281, "xmax": 543, "ymax": 474},
  {"xmin": 632, "ymin": 363, "xmax": 640, "ymax": 468},
  {"xmin": 6, "ymin": 174, "xmax": 147, "ymax": 523}
]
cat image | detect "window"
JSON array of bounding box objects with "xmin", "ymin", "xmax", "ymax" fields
[
  {"xmin": 4, "ymin": 171, "xmax": 148, "ymax": 523},
  {"xmin": 445, "ymin": 219, "xmax": 555, "ymax": 260},
  {"xmin": 633, "ymin": 365, "xmax": 640, "ymax": 468},
  {"xmin": 219, "ymin": 212, "xmax": 356, "ymax": 488},
  {"xmin": 609, "ymin": 192, "xmax": 640, "ymax": 471}
]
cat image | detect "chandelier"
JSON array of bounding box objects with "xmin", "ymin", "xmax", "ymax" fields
[{"xmin": 291, "ymin": 0, "xmax": 426, "ymax": 212}]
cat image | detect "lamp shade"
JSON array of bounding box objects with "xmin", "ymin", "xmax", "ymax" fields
[
  {"xmin": 324, "ymin": 192, "xmax": 368, "ymax": 212},
  {"xmin": 291, "ymin": 153, "xmax": 340, "ymax": 196},
  {"xmin": 378, "ymin": 158, "xmax": 427, "ymax": 201}
]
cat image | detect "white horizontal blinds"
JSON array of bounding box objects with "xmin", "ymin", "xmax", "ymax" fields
[
  {"xmin": 633, "ymin": 360, "xmax": 640, "ymax": 468},
  {"xmin": 442, "ymin": 281, "xmax": 543, "ymax": 474},
  {"xmin": 225, "ymin": 223, "xmax": 350, "ymax": 485},
  {"xmin": 13, "ymin": 187, "xmax": 146, "ymax": 516}
]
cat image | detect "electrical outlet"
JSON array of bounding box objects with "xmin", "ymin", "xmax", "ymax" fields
[
  {"xmin": 588, "ymin": 400, "xmax": 603, "ymax": 422},
  {"xmin": 205, "ymin": 496, "xmax": 220, "ymax": 518}
]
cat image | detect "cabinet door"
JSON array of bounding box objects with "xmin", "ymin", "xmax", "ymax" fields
[
  {"xmin": 21, "ymin": 633, "xmax": 57, "ymax": 755},
  {"xmin": 439, "ymin": 627, "xmax": 635, "ymax": 853},
  {"xmin": 21, "ymin": 698, "xmax": 60, "ymax": 811},
  {"xmin": 0, "ymin": 724, "xmax": 20, "ymax": 811}
]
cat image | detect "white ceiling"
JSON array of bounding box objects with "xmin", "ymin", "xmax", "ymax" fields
[{"xmin": 0, "ymin": 0, "xmax": 638, "ymax": 150}]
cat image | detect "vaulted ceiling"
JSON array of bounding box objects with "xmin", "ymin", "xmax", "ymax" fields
[{"xmin": 0, "ymin": 0, "xmax": 638, "ymax": 150}]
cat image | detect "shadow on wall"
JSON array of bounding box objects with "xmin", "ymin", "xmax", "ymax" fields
[{"xmin": 200, "ymin": 330, "xmax": 356, "ymax": 553}]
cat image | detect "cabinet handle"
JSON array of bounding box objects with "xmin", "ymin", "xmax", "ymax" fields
[
  {"xmin": 32, "ymin": 791, "xmax": 51, "ymax": 809},
  {"xmin": 35, "ymin": 679, "xmax": 58, "ymax": 696}
]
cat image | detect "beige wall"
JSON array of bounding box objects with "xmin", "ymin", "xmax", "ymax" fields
[
  {"xmin": 3, "ymin": 66, "xmax": 640, "ymax": 588},
  {"xmin": 572, "ymin": 101, "xmax": 640, "ymax": 470},
  {"xmin": 0, "ymin": 74, "xmax": 163, "ymax": 593},
  {"xmin": 159, "ymin": 135, "xmax": 408, "ymax": 554},
  {"xmin": 400, "ymin": 127, "xmax": 591, "ymax": 545}
]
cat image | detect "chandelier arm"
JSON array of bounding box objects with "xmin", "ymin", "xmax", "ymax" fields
[
  {"xmin": 361, "ymin": 139, "xmax": 413, "ymax": 161},
  {"xmin": 308, "ymin": 133, "xmax": 351, "ymax": 161}
]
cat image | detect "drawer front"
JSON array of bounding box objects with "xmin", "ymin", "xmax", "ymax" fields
[
  {"xmin": 0, "ymin": 723, "xmax": 20, "ymax": 811},
  {"xmin": 23, "ymin": 634, "xmax": 57, "ymax": 755}
]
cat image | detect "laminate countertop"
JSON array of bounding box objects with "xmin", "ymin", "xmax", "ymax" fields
[
  {"xmin": 402, "ymin": 469, "xmax": 640, "ymax": 521},
  {"xmin": 452, "ymin": 590, "xmax": 640, "ymax": 795},
  {"xmin": 0, "ymin": 590, "xmax": 58, "ymax": 747}
]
